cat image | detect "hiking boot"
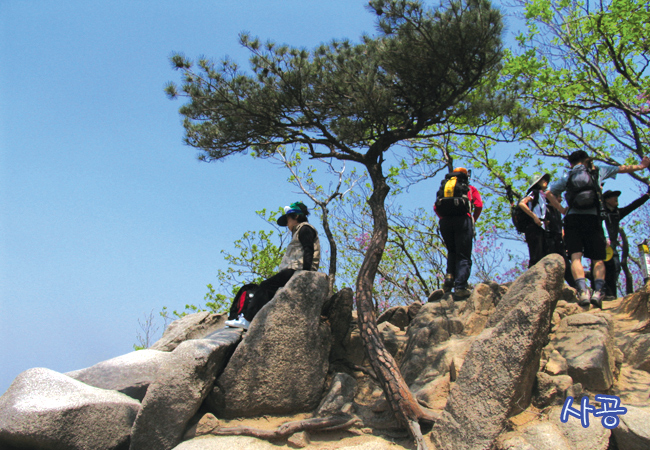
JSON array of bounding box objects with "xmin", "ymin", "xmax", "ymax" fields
[
  {"xmin": 453, "ymin": 288, "xmax": 472, "ymax": 300},
  {"xmin": 225, "ymin": 314, "xmax": 250, "ymax": 330},
  {"xmin": 578, "ymin": 289, "xmax": 591, "ymax": 307},
  {"xmin": 443, "ymin": 274, "xmax": 454, "ymax": 293},
  {"xmin": 590, "ymin": 290, "xmax": 604, "ymax": 309}
]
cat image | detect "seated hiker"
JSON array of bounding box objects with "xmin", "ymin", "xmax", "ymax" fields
[
  {"xmin": 602, "ymin": 187, "xmax": 650, "ymax": 299},
  {"xmin": 518, "ymin": 173, "xmax": 551, "ymax": 268},
  {"xmin": 225, "ymin": 201, "xmax": 320, "ymax": 330}
]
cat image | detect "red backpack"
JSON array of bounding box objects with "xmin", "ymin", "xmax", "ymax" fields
[{"xmin": 228, "ymin": 283, "xmax": 259, "ymax": 320}]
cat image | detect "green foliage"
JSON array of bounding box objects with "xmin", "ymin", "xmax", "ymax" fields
[{"xmin": 506, "ymin": 0, "xmax": 650, "ymax": 173}]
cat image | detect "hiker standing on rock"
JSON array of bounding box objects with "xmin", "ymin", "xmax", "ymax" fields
[
  {"xmin": 518, "ymin": 173, "xmax": 551, "ymax": 268},
  {"xmin": 225, "ymin": 202, "xmax": 320, "ymax": 329},
  {"xmin": 546, "ymin": 150, "xmax": 650, "ymax": 308},
  {"xmin": 602, "ymin": 188, "xmax": 650, "ymax": 299},
  {"xmin": 435, "ymin": 167, "xmax": 483, "ymax": 299}
]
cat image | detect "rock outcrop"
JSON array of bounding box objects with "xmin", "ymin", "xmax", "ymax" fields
[
  {"xmin": 0, "ymin": 368, "xmax": 140, "ymax": 450},
  {"xmin": 208, "ymin": 271, "xmax": 331, "ymax": 418},
  {"xmin": 431, "ymin": 254, "xmax": 565, "ymax": 450},
  {"xmin": 551, "ymin": 312, "xmax": 617, "ymax": 390},
  {"xmin": 66, "ymin": 348, "xmax": 174, "ymax": 400},
  {"xmin": 130, "ymin": 328, "xmax": 243, "ymax": 450},
  {"xmin": 5, "ymin": 253, "xmax": 650, "ymax": 450},
  {"xmin": 151, "ymin": 311, "xmax": 227, "ymax": 352}
]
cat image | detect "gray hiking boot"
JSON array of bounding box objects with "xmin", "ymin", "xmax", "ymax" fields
[
  {"xmin": 578, "ymin": 289, "xmax": 591, "ymax": 307},
  {"xmin": 590, "ymin": 290, "xmax": 604, "ymax": 309},
  {"xmin": 453, "ymin": 288, "xmax": 472, "ymax": 300}
]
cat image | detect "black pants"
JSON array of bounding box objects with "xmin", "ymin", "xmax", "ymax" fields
[
  {"xmin": 604, "ymin": 251, "xmax": 620, "ymax": 297},
  {"xmin": 440, "ymin": 215, "xmax": 473, "ymax": 290},
  {"xmin": 244, "ymin": 268, "xmax": 295, "ymax": 321},
  {"xmin": 524, "ymin": 224, "xmax": 545, "ymax": 268},
  {"xmin": 544, "ymin": 231, "xmax": 575, "ymax": 288}
]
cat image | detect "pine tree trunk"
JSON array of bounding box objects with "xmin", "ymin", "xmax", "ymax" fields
[{"xmin": 355, "ymin": 160, "xmax": 431, "ymax": 449}]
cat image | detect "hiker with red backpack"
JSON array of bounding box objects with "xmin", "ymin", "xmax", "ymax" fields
[
  {"xmin": 546, "ymin": 150, "xmax": 650, "ymax": 308},
  {"xmin": 434, "ymin": 167, "xmax": 483, "ymax": 299},
  {"xmin": 225, "ymin": 201, "xmax": 321, "ymax": 330}
]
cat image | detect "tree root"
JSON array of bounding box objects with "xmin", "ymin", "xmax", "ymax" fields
[{"xmin": 210, "ymin": 414, "xmax": 361, "ymax": 440}]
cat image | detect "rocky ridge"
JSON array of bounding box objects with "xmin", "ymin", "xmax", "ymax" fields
[{"xmin": 1, "ymin": 255, "xmax": 650, "ymax": 450}]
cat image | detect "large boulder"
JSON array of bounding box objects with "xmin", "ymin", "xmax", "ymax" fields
[
  {"xmin": 208, "ymin": 271, "xmax": 331, "ymax": 418},
  {"xmin": 551, "ymin": 313, "xmax": 616, "ymax": 391},
  {"xmin": 431, "ymin": 254, "xmax": 564, "ymax": 450},
  {"xmin": 130, "ymin": 328, "xmax": 243, "ymax": 450},
  {"xmin": 66, "ymin": 349, "xmax": 174, "ymax": 400},
  {"xmin": 150, "ymin": 311, "xmax": 227, "ymax": 352},
  {"xmin": 0, "ymin": 367, "xmax": 140, "ymax": 450},
  {"xmin": 612, "ymin": 406, "xmax": 650, "ymax": 450},
  {"xmin": 399, "ymin": 302, "xmax": 465, "ymax": 387},
  {"xmin": 497, "ymin": 406, "xmax": 610, "ymax": 450},
  {"xmin": 487, "ymin": 254, "xmax": 565, "ymax": 328},
  {"xmin": 322, "ymin": 287, "xmax": 354, "ymax": 369},
  {"xmin": 460, "ymin": 282, "xmax": 500, "ymax": 336}
]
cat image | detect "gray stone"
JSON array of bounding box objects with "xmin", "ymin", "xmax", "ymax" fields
[
  {"xmin": 551, "ymin": 313, "xmax": 616, "ymax": 390},
  {"xmin": 618, "ymin": 333, "xmax": 650, "ymax": 374},
  {"xmin": 377, "ymin": 322, "xmax": 408, "ymax": 362},
  {"xmin": 66, "ymin": 349, "xmax": 174, "ymax": 400},
  {"xmin": 497, "ymin": 423, "xmax": 570, "ymax": 450},
  {"xmin": 399, "ymin": 301, "xmax": 465, "ymax": 389},
  {"xmin": 497, "ymin": 405, "xmax": 610, "ymax": 450},
  {"xmin": 533, "ymin": 372, "xmax": 573, "ymax": 408},
  {"xmin": 548, "ymin": 405, "xmax": 610, "ymax": 450},
  {"xmin": 0, "ymin": 367, "xmax": 140, "ymax": 450},
  {"xmin": 377, "ymin": 305, "xmax": 409, "ymax": 329},
  {"xmin": 487, "ymin": 254, "xmax": 565, "ymax": 327},
  {"xmin": 431, "ymin": 266, "xmax": 561, "ymax": 450},
  {"xmin": 544, "ymin": 349, "xmax": 568, "ymax": 376},
  {"xmin": 130, "ymin": 328, "xmax": 243, "ymax": 450},
  {"xmin": 613, "ymin": 406, "xmax": 650, "ymax": 450},
  {"xmin": 408, "ymin": 301, "xmax": 423, "ymax": 321},
  {"xmin": 287, "ymin": 430, "xmax": 310, "ymax": 448},
  {"xmin": 316, "ymin": 372, "xmax": 357, "ymax": 417},
  {"xmin": 208, "ymin": 271, "xmax": 331, "ymax": 418},
  {"xmin": 151, "ymin": 311, "xmax": 227, "ymax": 352},
  {"xmin": 322, "ymin": 288, "xmax": 354, "ymax": 367},
  {"xmin": 460, "ymin": 282, "xmax": 499, "ymax": 336}
]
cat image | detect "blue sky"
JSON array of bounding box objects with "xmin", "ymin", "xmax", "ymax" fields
[
  {"xmin": 1, "ymin": 1, "xmax": 645, "ymax": 395},
  {"xmin": 0, "ymin": 0, "xmax": 384, "ymax": 394}
]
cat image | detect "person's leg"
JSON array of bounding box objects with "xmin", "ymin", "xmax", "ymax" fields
[
  {"xmin": 603, "ymin": 253, "xmax": 620, "ymax": 298},
  {"xmin": 439, "ymin": 217, "xmax": 457, "ymax": 280},
  {"xmin": 525, "ymin": 225, "xmax": 545, "ymax": 267},
  {"xmin": 454, "ymin": 216, "xmax": 473, "ymax": 291},
  {"xmin": 244, "ymin": 269, "xmax": 295, "ymax": 322},
  {"xmin": 570, "ymin": 252, "xmax": 586, "ymax": 280}
]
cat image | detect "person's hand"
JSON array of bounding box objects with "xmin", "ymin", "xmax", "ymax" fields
[
  {"xmin": 642, "ymin": 156, "xmax": 650, "ymax": 168},
  {"xmin": 533, "ymin": 215, "xmax": 542, "ymax": 227}
]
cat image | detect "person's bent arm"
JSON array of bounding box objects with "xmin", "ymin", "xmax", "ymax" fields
[
  {"xmin": 519, "ymin": 196, "xmax": 543, "ymax": 227},
  {"xmin": 618, "ymin": 156, "xmax": 650, "ymax": 173}
]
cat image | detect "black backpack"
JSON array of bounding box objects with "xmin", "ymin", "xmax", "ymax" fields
[
  {"xmin": 435, "ymin": 172, "xmax": 471, "ymax": 217},
  {"xmin": 565, "ymin": 164, "xmax": 600, "ymax": 210},
  {"xmin": 510, "ymin": 189, "xmax": 538, "ymax": 233},
  {"xmin": 228, "ymin": 283, "xmax": 259, "ymax": 320}
]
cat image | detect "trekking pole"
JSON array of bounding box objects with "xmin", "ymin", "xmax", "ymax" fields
[{"xmin": 638, "ymin": 239, "xmax": 650, "ymax": 285}]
